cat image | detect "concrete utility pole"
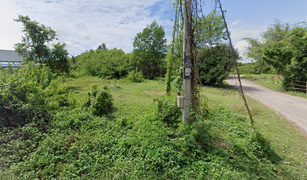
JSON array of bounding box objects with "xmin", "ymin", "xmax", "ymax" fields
[{"xmin": 182, "ymin": 0, "xmax": 192, "ymax": 124}]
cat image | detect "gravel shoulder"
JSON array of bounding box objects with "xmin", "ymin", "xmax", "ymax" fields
[{"xmin": 226, "ymin": 75, "xmax": 307, "ymax": 134}]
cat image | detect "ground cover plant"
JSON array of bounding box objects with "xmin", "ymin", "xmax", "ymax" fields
[{"xmin": 1, "ymin": 70, "xmax": 307, "ymax": 179}]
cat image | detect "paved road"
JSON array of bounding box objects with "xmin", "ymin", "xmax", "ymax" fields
[{"xmin": 226, "ymin": 75, "xmax": 307, "ymax": 134}]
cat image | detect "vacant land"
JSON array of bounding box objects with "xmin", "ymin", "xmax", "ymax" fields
[
  {"xmin": 64, "ymin": 76, "xmax": 307, "ymax": 178},
  {"xmin": 1, "ymin": 76, "xmax": 307, "ymax": 179}
]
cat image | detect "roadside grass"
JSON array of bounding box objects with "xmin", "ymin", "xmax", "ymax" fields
[
  {"xmin": 243, "ymin": 74, "xmax": 283, "ymax": 91},
  {"xmin": 2, "ymin": 75, "xmax": 307, "ymax": 179},
  {"xmin": 201, "ymin": 85, "xmax": 307, "ymax": 178},
  {"xmin": 243, "ymin": 74, "xmax": 307, "ymax": 99},
  {"xmin": 63, "ymin": 76, "xmax": 307, "ymax": 178}
]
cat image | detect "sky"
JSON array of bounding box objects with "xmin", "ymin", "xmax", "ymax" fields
[{"xmin": 1, "ymin": 0, "xmax": 307, "ymax": 61}]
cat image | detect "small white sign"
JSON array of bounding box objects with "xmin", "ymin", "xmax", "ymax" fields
[
  {"xmin": 177, "ymin": 96, "xmax": 184, "ymax": 108},
  {"xmin": 185, "ymin": 68, "xmax": 191, "ymax": 76}
]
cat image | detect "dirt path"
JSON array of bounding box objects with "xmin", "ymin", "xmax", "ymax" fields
[{"xmin": 226, "ymin": 75, "xmax": 307, "ymax": 134}]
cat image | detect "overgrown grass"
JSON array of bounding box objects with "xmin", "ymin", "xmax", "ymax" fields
[
  {"xmin": 1, "ymin": 76, "xmax": 307, "ymax": 179},
  {"xmin": 201, "ymin": 85, "xmax": 307, "ymax": 179},
  {"xmin": 243, "ymin": 74, "xmax": 307, "ymax": 99}
]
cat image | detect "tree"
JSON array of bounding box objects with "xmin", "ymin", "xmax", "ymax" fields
[
  {"xmin": 250, "ymin": 19, "xmax": 307, "ymax": 90},
  {"xmin": 263, "ymin": 27, "xmax": 307, "ymax": 90},
  {"xmin": 97, "ymin": 43, "xmax": 107, "ymax": 51},
  {"xmin": 132, "ymin": 20, "xmax": 167, "ymax": 79},
  {"xmin": 48, "ymin": 43, "xmax": 70, "ymax": 73},
  {"xmin": 196, "ymin": 11, "xmax": 228, "ymax": 47},
  {"xmin": 244, "ymin": 19, "xmax": 293, "ymax": 74},
  {"xmin": 14, "ymin": 15, "xmax": 69, "ymax": 73},
  {"xmin": 197, "ymin": 43, "xmax": 237, "ymax": 86},
  {"xmin": 76, "ymin": 48, "xmax": 129, "ymax": 78}
]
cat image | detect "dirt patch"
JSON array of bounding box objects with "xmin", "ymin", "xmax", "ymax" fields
[
  {"xmin": 271, "ymin": 76, "xmax": 283, "ymax": 80},
  {"xmin": 143, "ymin": 91, "xmax": 165, "ymax": 95},
  {"xmin": 248, "ymin": 78, "xmax": 259, "ymax": 81}
]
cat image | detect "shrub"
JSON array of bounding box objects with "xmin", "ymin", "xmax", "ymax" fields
[
  {"xmin": 0, "ymin": 62, "xmax": 54, "ymax": 128},
  {"xmin": 127, "ymin": 70, "xmax": 144, "ymax": 82},
  {"xmin": 197, "ymin": 43, "xmax": 237, "ymax": 86},
  {"xmin": 156, "ymin": 97, "xmax": 181, "ymax": 126},
  {"xmin": 91, "ymin": 88, "xmax": 114, "ymax": 116}
]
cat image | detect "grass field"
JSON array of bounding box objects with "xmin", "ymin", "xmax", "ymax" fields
[
  {"xmin": 2, "ymin": 75, "xmax": 307, "ymax": 179},
  {"xmin": 60, "ymin": 76, "xmax": 307, "ymax": 178}
]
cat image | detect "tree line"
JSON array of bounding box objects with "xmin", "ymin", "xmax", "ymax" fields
[
  {"xmin": 242, "ymin": 19, "xmax": 307, "ymax": 90},
  {"xmin": 13, "ymin": 15, "xmax": 237, "ymax": 86}
]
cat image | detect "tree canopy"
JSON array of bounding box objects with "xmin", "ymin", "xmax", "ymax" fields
[
  {"xmin": 97, "ymin": 43, "xmax": 107, "ymax": 51},
  {"xmin": 244, "ymin": 20, "xmax": 291, "ymax": 63},
  {"xmin": 245, "ymin": 19, "xmax": 307, "ymax": 89},
  {"xmin": 76, "ymin": 48, "xmax": 130, "ymax": 78},
  {"xmin": 132, "ymin": 20, "xmax": 167, "ymax": 79},
  {"xmin": 14, "ymin": 15, "xmax": 69, "ymax": 73}
]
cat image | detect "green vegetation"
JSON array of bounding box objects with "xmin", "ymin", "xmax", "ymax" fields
[
  {"xmin": 2, "ymin": 12, "xmax": 307, "ymax": 180},
  {"xmin": 72, "ymin": 48, "xmax": 130, "ymax": 79},
  {"xmin": 14, "ymin": 15, "xmax": 69, "ymax": 73},
  {"xmin": 202, "ymin": 85, "xmax": 307, "ymax": 179},
  {"xmin": 240, "ymin": 20, "xmax": 307, "ymax": 98},
  {"xmin": 132, "ymin": 20, "xmax": 167, "ymax": 79},
  {"xmin": 237, "ymin": 61, "xmax": 276, "ymax": 75},
  {"xmin": 243, "ymin": 74, "xmax": 284, "ymax": 91},
  {"xmin": 197, "ymin": 43, "xmax": 238, "ymax": 86},
  {"xmin": 244, "ymin": 19, "xmax": 307, "ymax": 90},
  {"xmin": 69, "ymin": 20, "xmax": 168, "ymax": 81},
  {"xmin": 1, "ymin": 65, "xmax": 307, "ymax": 178},
  {"xmin": 166, "ymin": 9, "xmax": 230, "ymax": 90},
  {"xmin": 127, "ymin": 70, "xmax": 145, "ymax": 82},
  {"xmin": 0, "ymin": 62, "xmax": 54, "ymax": 128}
]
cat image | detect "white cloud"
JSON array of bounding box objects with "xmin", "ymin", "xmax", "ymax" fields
[
  {"xmin": 1, "ymin": 0, "xmax": 173, "ymax": 55},
  {"xmin": 234, "ymin": 40, "xmax": 249, "ymax": 62},
  {"xmin": 0, "ymin": 0, "xmax": 23, "ymax": 50},
  {"xmin": 232, "ymin": 19, "xmax": 241, "ymax": 25},
  {"xmin": 229, "ymin": 28, "xmax": 265, "ymax": 44},
  {"xmin": 229, "ymin": 26, "xmax": 266, "ymax": 63}
]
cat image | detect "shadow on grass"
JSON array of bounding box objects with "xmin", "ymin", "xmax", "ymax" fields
[{"xmin": 205, "ymin": 129, "xmax": 284, "ymax": 178}]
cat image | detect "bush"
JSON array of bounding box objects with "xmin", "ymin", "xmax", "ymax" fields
[
  {"xmin": 197, "ymin": 43, "xmax": 237, "ymax": 86},
  {"xmin": 127, "ymin": 70, "xmax": 144, "ymax": 82},
  {"xmin": 0, "ymin": 63, "xmax": 54, "ymax": 128},
  {"xmin": 156, "ymin": 97, "xmax": 181, "ymax": 127},
  {"xmin": 90, "ymin": 87, "xmax": 114, "ymax": 116}
]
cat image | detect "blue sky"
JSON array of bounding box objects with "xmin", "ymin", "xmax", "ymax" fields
[{"xmin": 1, "ymin": 0, "xmax": 307, "ymax": 61}]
